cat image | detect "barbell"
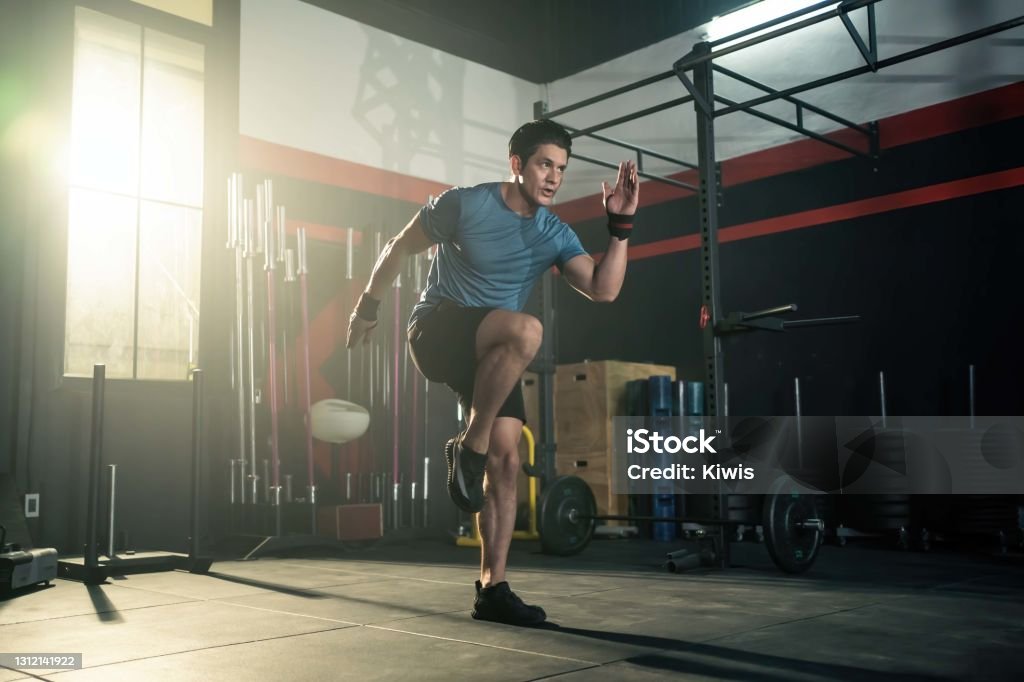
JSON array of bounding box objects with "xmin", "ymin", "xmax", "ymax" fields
[{"xmin": 538, "ymin": 474, "xmax": 825, "ymax": 574}]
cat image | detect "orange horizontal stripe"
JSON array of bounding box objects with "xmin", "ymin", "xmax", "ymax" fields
[
  {"xmin": 239, "ymin": 135, "xmax": 450, "ymax": 205},
  {"xmin": 611, "ymin": 166, "xmax": 1024, "ymax": 261}
]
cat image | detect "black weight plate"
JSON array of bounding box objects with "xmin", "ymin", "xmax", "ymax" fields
[
  {"xmin": 539, "ymin": 475, "xmax": 596, "ymax": 556},
  {"xmin": 763, "ymin": 478, "xmax": 822, "ymax": 574}
]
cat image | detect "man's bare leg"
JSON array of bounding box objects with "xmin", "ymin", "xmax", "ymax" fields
[
  {"xmin": 461, "ymin": 310, "xmax": 541, "ymax": 454},
  {"xmin": 477, "ymin": 416, "xmax": 522, "ymax": 587},
  {"xmin": 471, "ymin": 415, "xmax": 545, "ymax": 626}
]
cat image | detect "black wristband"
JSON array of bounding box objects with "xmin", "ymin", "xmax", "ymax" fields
[
  {"xmin": 355, "ymin": 293, "xmax": 381, "ymax": 322},
  {"xmin": 607, "ymin": 211, "xmax": 635, "ymax": 241}
]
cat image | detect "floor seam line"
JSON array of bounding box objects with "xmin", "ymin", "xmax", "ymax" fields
[
  {"xmin": 0, "ymin": 598, "xmax": 200, "ymax": 627},
  {"xmin": 272, "ymin": 562, "xmax": 475, "ymax": 586},
  {"xmin": 364, "ymin": 624, "xmax": 597, "ymax": 665},
  {"xmin": 215, "ymin": 599, "xmax": 363, "ymax": 625}
]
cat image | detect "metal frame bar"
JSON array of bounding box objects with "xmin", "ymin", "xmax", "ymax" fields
[
  {"xmin": 714, "ymin": 95, "xmax": 872, "ymax": 159},
  {"xmin": 711, "ymin": 64, "xmax": 871, "ymax": 135},
  {"xmin": 839, "ymin": 0, "xmax": 878, "ymax": 70},
  {"xmin": 713, "ymin": 15, "xmax": 1024, "ymax": 117},
  {"xmin": 689, "ymin": 43, "xmax": 730, "ymax": 570},
  {"xmin": 572, "ymin": 153, "xmax": 697, "ymax": 191},
  {"xmin": 680, "ymin": 0, "xmax": 882, "ymax": 69},
  {"xmin": 707, "ymin": 0, "xmax": 841, "ymax": 48},
  {"xmin": 542, "ymin": 70, "xmax": 676, "ymax": 120},
  {"xmin": 568, "ymin": 96, "xmax": 695, "ymax": 138},
  {"xmin": 529, "ymin": 1, "xmax": 1022, "ymax": 553},
  {"xmin": 538, "ymin": 270, "xmax": 558, "ymax": 486},
  {"xmin": 564, "ymin": 125, "xmax": 699, "ymax": 171}
]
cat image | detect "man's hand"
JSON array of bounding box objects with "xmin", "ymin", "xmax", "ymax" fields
[
  {"xmin": 602, "ymin": 160, "xmax": 639, "ymax": 216},
  {"xmin": 346, "ymin": 293, "xmax": 381, "ymax": 348},
  {"xmin": 346, "ymin": 313, "xmax": 377, "ymax": 349}
]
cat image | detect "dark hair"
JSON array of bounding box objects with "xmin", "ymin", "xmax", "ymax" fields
[{"xmin": 508, "ymin": 119, "xmax": 572, "ymax": 164}]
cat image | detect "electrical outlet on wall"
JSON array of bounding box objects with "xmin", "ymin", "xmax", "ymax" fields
[{"xmin": 24, "ymin": 493, "xmax": 40, "ymax": 518}]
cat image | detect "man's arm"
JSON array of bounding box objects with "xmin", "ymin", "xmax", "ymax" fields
[
  {"xmin": 363, "ymin": 213, "xmax": 433, "ymax": 300},
  {"xmin": 561, "ymin": 241, "xmax": 628, "ymax": 303},
  {"xmin": 346, "ymin": 213, "xmax": 433, "ymax": 348},
  {"xmin": 561, "ymin": 159, "xmax": 639, "ymax": 304}
]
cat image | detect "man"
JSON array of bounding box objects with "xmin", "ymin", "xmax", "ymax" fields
[{"xmin": 347, "ymin": 119, "xmax": 638, "ymax": 626}]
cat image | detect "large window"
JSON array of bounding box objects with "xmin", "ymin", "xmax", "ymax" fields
[{"xmin": 65, "ymin": 7, "xmax": 204, "ymax": 380}]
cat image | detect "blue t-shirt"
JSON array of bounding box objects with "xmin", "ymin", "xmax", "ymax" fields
[{"xmin": 409, "ymin": 183, "xmax": 586, "ymax": 329}]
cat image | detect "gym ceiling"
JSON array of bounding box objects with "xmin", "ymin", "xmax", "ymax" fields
[{"xmin": 303, "ymin": 0, "xmax": 755, "ymax": 83}]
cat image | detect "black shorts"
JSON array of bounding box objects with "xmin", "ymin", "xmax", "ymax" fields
[{"xmin": 408, "ymin": 300, "xmax": 527, "ymax": 424}]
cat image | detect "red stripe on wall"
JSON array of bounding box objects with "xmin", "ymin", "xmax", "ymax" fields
[
  {"xmin": 241, "ymin": 83, "xmax": 1024, "ymax": 253},
  {"xmin": 239, "ymin": 135, "xmax": 451, "ymax": 205},
  {"xmin": 241, "ymin": 85, "xmax": 1023, "ymax": 221},
  {"xmin": 554, "ymin": 81, "xmax": 1024, "ymax": 225},
  {"xmin": 610, "ymin": 166, "xmax": 1024, "ymax": 261}
]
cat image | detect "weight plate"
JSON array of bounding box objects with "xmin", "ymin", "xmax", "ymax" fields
[
  {"xmin": 539, "ymin": 475, "xmax": 596, "ymax": 556},
  {"xmin": 763, "ymin": 477, "xmax": 823, "ymax": 574}
]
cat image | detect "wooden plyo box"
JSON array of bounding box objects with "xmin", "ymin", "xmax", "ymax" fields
[
  {"xmin": 554, "ymin": 360, "xmax": 676, "ymax": 518},
  {"xmin": 317, "ymin": 504, "xmax": 383, "ymax": 541}
]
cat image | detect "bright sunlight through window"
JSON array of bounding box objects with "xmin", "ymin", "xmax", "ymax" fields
[{"xmin": 66, "ymin": 7, "xmax": 204, "ymax": 380}]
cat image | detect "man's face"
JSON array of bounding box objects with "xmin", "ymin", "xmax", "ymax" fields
[{"xmin": 513, "ymin": 143, "xmax": 568, "ymax": 207}]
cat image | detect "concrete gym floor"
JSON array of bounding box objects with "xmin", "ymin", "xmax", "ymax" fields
[{"xmin": 1, "ymin": 538, "xmax": 1021, "ymax": 681}]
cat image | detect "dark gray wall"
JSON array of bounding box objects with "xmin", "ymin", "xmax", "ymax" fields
[{"xmin": 557, "ymin": 115, "xmax": 1024, "ymax": 417}]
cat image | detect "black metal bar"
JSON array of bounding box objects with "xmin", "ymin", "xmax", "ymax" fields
[
  {"xmin": 969, "ymin": 365, "xmax": 976, "ymax": 427},
  {"xmin": 691, "ymin": 43, "xmax": 730, "ymax": 570},
  {"xmin": 564, "ymin": 125, "xmax": 698, "ymax": 170},
  {"xmin": 692, "ymin": 46, "xmax": 725, "ymax": 418},
  {"xmin": 782, "ymin": 315, "xmax": 861, "ymax": 328},
  {"xmin": 875, "ymin": 14, "xmax": 1024, "ymax": 68},
  {"xmin": 839, "ymin": 2, "xmax": 877, "ymax": 71},
  {"xmin": 539, "ymin": 271, "xmax": 557, "ymax": 487},
  {"xmin": 681, "ymin": 0, "xmax": 881, "ymax": 72},
  {"xmin": 674, "ymin": 69, "xmax": 714, "ymax": 117},
  {"xmin": 105, "ymin": 464, "xmax": 116, "ymax": 558},
  {"xmin": 567, "ymin": 96, "xmax": 694, "ymax": 139},
  {"xmin": 712, "ymin": 64, "xmax": 870, "ymax": 135},
  {"xmin": 707, "ymin": 0, "xmax": 842, "ymax": 48},
  {"xmin": 190, "ymin": 368, "xmax": 202, "ymax": 561},
  {"xmin": 743, "ymin": 304, "xmax": 797, "ymax": 321},
  {"xmin": 717, "ymin": 316, "xmax": 786, "ymax": 333},
  {"xmin": 540, "ymin": 70, "xmax": 675, "ymax": 120},
  {"xmin": 572, "ymin": 153, "xmax": 698, "ymax": 191},
  {"xmin": 715, "ymin": 95, "xmax": 873, "ymax": 159},
  {"xmin": 716, "ymin": 15, "xmax": 1024, "ymax": 117},
  {"xmin": 85, "ymin": 364, "xmax": 105, "ymax": 570},
  {"xmin": 588, "ymin": 514, "xmax": 746, "ymax": 526},
  {"xmin": 868, "ymin": 2, "xmax": 877, "ymax": 63}
]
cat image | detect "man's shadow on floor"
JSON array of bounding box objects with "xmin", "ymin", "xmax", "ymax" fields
[{"xmin": 532, "ymin": 622, "xmax": 946, "ymax": 681}]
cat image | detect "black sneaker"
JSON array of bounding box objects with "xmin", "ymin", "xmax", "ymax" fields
[
  {"xmin": 472, "ymin": 581, "xmax": 546, "ymax": 627},
  {"xmin": 445, "ymin": 435, "xmax": 487, "ymax": 513}
]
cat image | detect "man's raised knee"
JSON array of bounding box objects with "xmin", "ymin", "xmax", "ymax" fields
[
  {"xmin": 510, "ymin": 315, "xmax": 542, "ymax": 359},
  {"xmin": 477, "ymin": 310, "xmax": 543, "ymax": 361}
]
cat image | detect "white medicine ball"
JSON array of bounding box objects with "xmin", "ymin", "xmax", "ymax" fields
[{"xmin": 310, "ymin": 399, "xmax": 370, "ymax": 443}]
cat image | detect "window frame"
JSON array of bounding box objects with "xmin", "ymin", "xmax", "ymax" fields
[{"xmin": 59, "ymin": 0, "xmax": 220, "ymax": 386}]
